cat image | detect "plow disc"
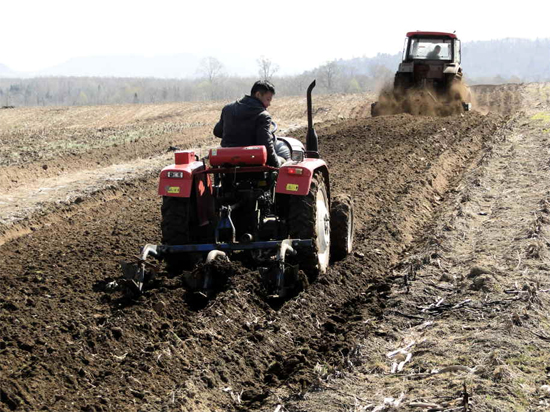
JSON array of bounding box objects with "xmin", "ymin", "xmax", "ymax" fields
[{"xmin": 120, "ymin": 239, "xmax": 314, "ymax": 299}]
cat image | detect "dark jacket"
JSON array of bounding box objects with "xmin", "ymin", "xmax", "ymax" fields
[{"xmin": 213, "ymin": 95, "xmax": 279, "ymax": 167}]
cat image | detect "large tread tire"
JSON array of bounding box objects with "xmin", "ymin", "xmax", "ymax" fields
[
  {"xmin": 393, "ymin": 73, "xmax": 411, "ymax": 97},
  {"xmin": 288, "ymin": 172, "xmax": 330, "ymax": 281},
  {"xmin": 161, "ymin": 196, "xmax": 195, "ymax": 274},
  {"xmin": 330, "ymin": 194, "xmax": 354, "ymax": 261},
  {"xmin": 371, "ymin": 102, "xmax": 380, "ymax": 117}
]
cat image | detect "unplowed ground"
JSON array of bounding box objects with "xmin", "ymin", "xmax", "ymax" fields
[
  {"xmin": 0, "ymin": 93, "xmax": 373, "ymax": 245},
  {"xmin": 2, "ymin": 84, "xmax": 550, "ymax": 412}
]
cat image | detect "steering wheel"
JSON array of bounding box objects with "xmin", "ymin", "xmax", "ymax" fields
[{"xmin": 270, "ymin": 121, "xmax": 278, "ymax": 134}]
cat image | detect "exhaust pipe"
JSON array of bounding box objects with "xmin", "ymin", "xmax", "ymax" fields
[{"xmin": 306, "ymin": 80, "xmax": 319, "ymax": 158}]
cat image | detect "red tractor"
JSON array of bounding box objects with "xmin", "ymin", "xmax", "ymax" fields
[
  {"xmin": 125, "ymin": 81, "xmax": 353, "ymax": 298},
  {"xmin": 372, "ymin": 31, "xmax": 472, "ymax": 116}
]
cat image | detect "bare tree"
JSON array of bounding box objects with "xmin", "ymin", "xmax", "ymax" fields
[
  {"xmin": 199, "ymin": 57, "xmax": 225, "ymax": 85},
  {"xmin": 256, "ymin": 56, "xmax": 279, "ymax": 81},
  {"xmin": 318, "ymin": 60, "xmax": 339, "ymax": 92},
  {"xmin": 198, "ymin": 56, "xmax": 225, "ymax": 100},
  {"xmin": 368, "ymin": 64, "xmax": 393, "ymax": 91}
]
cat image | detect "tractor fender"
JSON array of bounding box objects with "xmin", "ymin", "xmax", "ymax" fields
[
  {"xmin": 443, "ymin": 64, "xmax": 459, "ymax": 74},
  {"xmin": 158, "ymin": 160, "xmax": 204, "ymax": 198},
  {"xmin": 276, "ymin": 159, "xmax": 329, "ymax": 198}
]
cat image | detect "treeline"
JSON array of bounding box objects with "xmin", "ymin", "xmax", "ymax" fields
[
  {"xmin": 0, "ymin": 70, "xmax": 381, "ymax": 107},
  {"xmin": 2, "ymin": 38, "xmax": 550, "ymax": 107},
  {"xmin": 463, "ymin": 38, "xmax": 550, "ymax": 83}
]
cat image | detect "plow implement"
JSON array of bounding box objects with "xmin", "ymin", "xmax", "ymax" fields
[{"xmin": 122, "ymin": 238, "xmax": 313, "ymax": 298}]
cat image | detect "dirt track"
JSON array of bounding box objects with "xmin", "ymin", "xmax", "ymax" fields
[{"xmin": 2, "ymin": 84, "xmax": 550, "ymax": 411}]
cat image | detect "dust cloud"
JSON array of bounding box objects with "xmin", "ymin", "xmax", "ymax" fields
[{"xmin": 372, "ymin": 81, "xmax": 473, "ymax": 117}]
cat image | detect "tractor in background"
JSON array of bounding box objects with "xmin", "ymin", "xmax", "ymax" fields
[{"xmin": 372, "ymin": 31, "xmax": 472, "ymax": 116}]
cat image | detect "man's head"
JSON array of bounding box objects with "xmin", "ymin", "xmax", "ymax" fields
[
  {"xmin": 433, "ymin": 45, "xmax": 441, "ymax": 54},
  {"xmin": 251, "ymin": 80, "xmax": 275, "ymax": 108}
]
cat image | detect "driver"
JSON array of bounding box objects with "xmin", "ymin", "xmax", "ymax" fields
[
  {"xmin": 426, "ymin": 45, "xmax": 441, "ymax": 60},
  {"xmin": 213, "ymin": 80, "xmax": 287, "ymax": 167}
]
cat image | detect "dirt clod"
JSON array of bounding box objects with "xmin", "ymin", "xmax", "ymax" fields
[
  {"xmin": 470, "ymin": 274, "xmax": 497, "ymax": 292},
  {"xmin": 153, "ymin": 301, "xmax": 166, "ymax": 315},
  {"xmin": 111, "ymin": 327, "xmax": 123, "ymax": 339},
  {"xmin": 468, "ymin": 266, "xmax": 494, "ymax": 278}
]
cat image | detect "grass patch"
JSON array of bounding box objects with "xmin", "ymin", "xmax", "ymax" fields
[
  {"xmin": 506, "ymin": 345, "xmax": 550, "ymax": 375},
  {"xmin": 531, "ymin": 112, "xmax": 550, "ymax": 123}
]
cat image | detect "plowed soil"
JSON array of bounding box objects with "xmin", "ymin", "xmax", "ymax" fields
[{"xmin": 2, "ymin": 84, "xmax": 550, "ymax": 412}]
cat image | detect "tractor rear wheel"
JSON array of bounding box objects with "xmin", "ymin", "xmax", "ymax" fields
[
  {"xmin": 394, "ymin": 73, "xmax": 411, "ymax": 97},
  {"xmin": 371, "ymin": 102, "xmax": 380, "ymax": 117},
  {"xmin": 161, "ymin": 196, "xmax": 196, "ymax": 274},
  {"xmin": 288, "ymin": 172, "xmax": 331, "ymax": 281},
  {"xmin": 330, "ymin": 194, "xmax": 354, "ymax": 261}
]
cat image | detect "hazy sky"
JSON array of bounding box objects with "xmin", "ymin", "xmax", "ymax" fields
[{"xmin": 4, "ymin": 0, "xmax": 550, "ymax": 74}]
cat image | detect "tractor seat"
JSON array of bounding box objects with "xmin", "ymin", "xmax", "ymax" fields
[{"xmin": 209, "ymin": 146, "xmax": 267, "ymax": 167}]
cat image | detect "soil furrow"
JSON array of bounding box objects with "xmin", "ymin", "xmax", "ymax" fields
[{"xmin": 272, "ymin": 91, "xmax": 550, "ymax": 411}]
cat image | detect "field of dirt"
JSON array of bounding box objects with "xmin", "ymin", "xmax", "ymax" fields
[
  {"xmin": 0, "ymin": 93, "xmax": 373, "ymax": 245},
  {"xmin": 2, "ymin": 84, "xmax": 550, "ymax": 411}
]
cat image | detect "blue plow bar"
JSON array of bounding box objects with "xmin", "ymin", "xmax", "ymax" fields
[{"xmin": 156, "ymin": 239, "xmax": 313, "ymax": 256}]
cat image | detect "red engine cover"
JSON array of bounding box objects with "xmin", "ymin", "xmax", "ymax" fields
[{"xmin": 209, "ymin": 146, "xmax": 267, "ymax": 167}]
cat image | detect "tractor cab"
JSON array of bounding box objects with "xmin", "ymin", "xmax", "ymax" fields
[{"xmin": 403, "ymin": 32, "xmax": 460, "ymax": 63}]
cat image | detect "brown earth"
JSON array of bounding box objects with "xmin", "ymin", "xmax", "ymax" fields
[
  {"xmin": 1, "ymin": 84, "xmax": 550, "ymax": 412},
  {"xmin": 0, "ymin": 94, "xmax": 373, "ymax": 245},
  {"xmin": 0, "ymin": 94, "xmax": 373, "ymax": 191}
]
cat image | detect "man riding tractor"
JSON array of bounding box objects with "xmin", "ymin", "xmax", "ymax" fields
[{"xmin": 213, "ymin": 80, "xmax": 290, "ymax": 167}]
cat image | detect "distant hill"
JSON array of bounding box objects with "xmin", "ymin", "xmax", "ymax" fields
[
  {"xmin": 332, "ymin": 38, "xmax": 550, "ymax": 84},
  {"xmin": 3, "ymin": 38, "xmax": 549, "ymax": 83},
  {"xmin": 0, "ymin": 63, "xmax": 13, "ymax": 75},
  {"xmin": 1, "ymin": 38, "xmax": 549, "ymax": 108},
  {"xmin": 463, "ymin": 38, "xmax": 550, "ymax": 82},
  {"xmin": 31, "ymin": 52, "xmax": 258, "ymax": 79}
]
